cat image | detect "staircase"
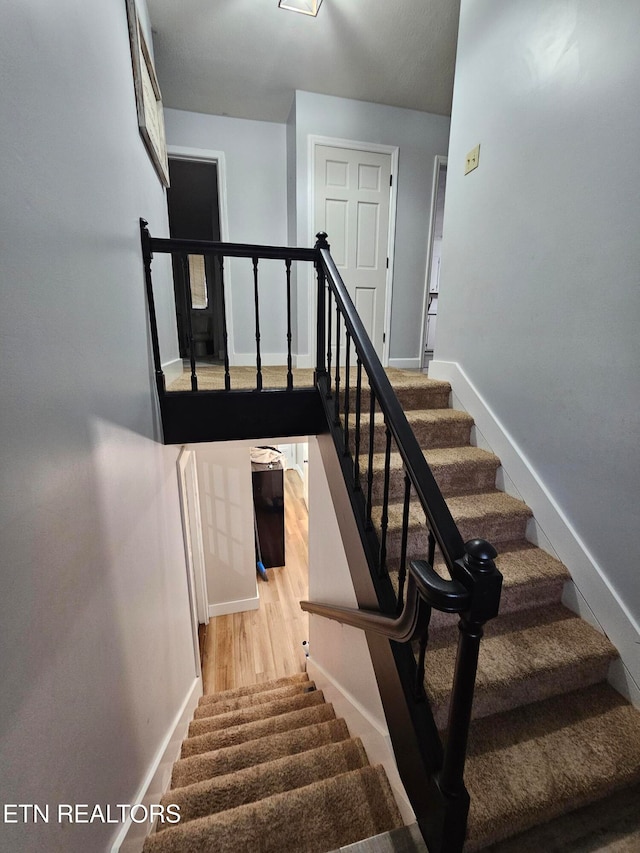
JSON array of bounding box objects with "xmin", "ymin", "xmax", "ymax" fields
[
  {"xmin": 360, "ymin": 369, "xmax": 640, "ymax": 850},
  {"xmin": 142, "ymin": 674, "xmax": 404, "ymax": 852}
]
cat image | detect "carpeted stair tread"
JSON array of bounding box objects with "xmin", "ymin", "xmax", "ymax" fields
[
  {"xmin": 424, "ymin": 604, "xmax": 618, "ymax": 726},
  {"xmin": 194, "ymin": 681, "xmax": 316, "ymax": 719},
  {"xmin": 181, "ymin": 703, "xmax": 337, "ymax": 758},
  {"xmin": 367, "ymin": 446, "xmax": 500, "ymax": 500},
  {"xmin": 374, "ymin": 491, "xmax": 532, "ymax": 562},
  {"xmin": 353, "ymin": 408, "xmax": 474, "ymax": 451},
  {"xmin": 463, "ymin": 682, "xmax": 640, "ymax": 851},
  {"xmin": 197, "ymin": 673, "xmax": 310, "ymax": 706},
  {"xmin": 171, "ymin": 718, "xmax": 351, "ymax": 789},
  {"xmin": 159, "ymin": 739, "xmax": 369, "ymax": 829},
  {"xmin": 342, "ymin": 371, "xmax": 451, "ymax": 412},
  {"xmin": 144, "ymin": 765, "xmax": 404, "ymax": 853},
  {"xmin": 188, "ymin": 690, "xmax": 325, "ymax": 737}
]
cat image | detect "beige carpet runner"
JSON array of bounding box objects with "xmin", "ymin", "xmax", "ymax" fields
[
  {"xmin": 142, "ymin": 673, "xmax": 403, "ymax": 853},
  {"xmin": 359, "ymin": 371, "xmax": 640, "ymax": 851}
]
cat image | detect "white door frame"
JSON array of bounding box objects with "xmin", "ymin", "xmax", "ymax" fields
[
  {"xmin": 307, "ymin": 135, "xmax": 399, "ymax": 368},
  {"xmin": 167, "ymin": 145, "xmax": 235, "ymax": 364},
  {"xmin": 177, "ymin": 448, "xmax": 209, "ymax": 676},
  {"xmin": 419, "ymin": 155, "xmax": 448, "ymax": 369}
]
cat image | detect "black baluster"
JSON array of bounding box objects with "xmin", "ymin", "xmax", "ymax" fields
[
  {"xmin": 326, "ymin": 283, "xmax": 333, "ymax": 397},
  {"xmin": 439, "ymin": 540, "xmax": 501, "ymax": 798},
  {"xmin": 181, "ymin": 253, "xmax": 198, "ymax": 392},
  {"xmin": 334, "ymin": 307, "xmax": 341, "ymax": 426},
  {"xmin": 218, "ymin": 255, "xmax": 231, "ymax": 390},
  {"xmin": 285, "ymin": 258, "xmax": 293, "ymax": 390},
  {"xmin": 343, "ymin": 332, "xmax": 351, "ymax": 455},
  {"xmin": 427, "ymin": 529, "xmax": 436, "ymax": 567},
  {"xmin": 314, "ymin": 233, "xmax": 328, "ymax": 382},
  {"xmin": 365, "ymin": 385, "xmax": 376, "ymax": 530},
  {"xmin": 353, "ymin": 357, "xmax": 363, "ymax": 490},
  {"xmin": 397, "ymin": 473, "xmax": 412, "ymax": 612},
  {"xmin": 378, "ymin": 424, "xmax": 392, "ymax": 577},
  {"xmin": 252, "ymin": 257, "xmax": 262, "ymax": 391},
  {"xmin": 414, "ymin": 618, "xmax": 430, "ymax": 701}
]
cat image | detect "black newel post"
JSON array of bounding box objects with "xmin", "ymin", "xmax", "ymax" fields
[
  {"xmin": 314, "ymin": 232, "xmax": 329, "ymax": 383},
  {"xmin": 140, "ymin": 219, "xmax": 166, "ymax": 397},
  {"xmin": 439, "ymin": 539, "xmax": 501, "ymax": 800}
]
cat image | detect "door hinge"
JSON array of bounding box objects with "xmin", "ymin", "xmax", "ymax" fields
[
  {"xmin": 386, "ymin": 257, "xmax": 389, "ymax": 269},
  {"xmin": 389, "ymin": 174, "xmax": 393, "ymax": 187},
  {"xmin": 383, "ymin": 333, "xmax": 386, "ymax": 343}
]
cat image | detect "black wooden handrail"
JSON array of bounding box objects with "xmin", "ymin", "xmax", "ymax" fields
[
  {"xmin": 149, "ymin": 235, "xmax": 317, "ymax": 262},
  {"xmin": 317, "ymin": 236, "xmax": 465, "ymax": 576}
]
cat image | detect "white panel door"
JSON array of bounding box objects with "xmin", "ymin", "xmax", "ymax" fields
[{"xmin": 314, "ymin": 145, "xmax": 392, "ymax": 359}]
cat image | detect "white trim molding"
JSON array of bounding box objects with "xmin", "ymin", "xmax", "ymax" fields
[
  {"xmin": 110, "ymin": 677, "xmax": 202, "ymax": 852},
  {"xmin": 387, "ymin": 357, "xmax": 422, "ymax": 371},
  {"xmin": 429, "ymin": 359, "xmax": 640, "ymax": 703},
  {"xmin": 161, "ymin": 358, "xmax": 183, "ymax": 387},
  {"xmin": 208, "ymin": 595, "xmax": 259, "ymax": 618},
  {"xmin": 306, "ymin": 135, "xmax": 399, "ymax": 369},
  {"xmin": 306, "ymin": 656, "xmax": 414, "ymax": 825}
]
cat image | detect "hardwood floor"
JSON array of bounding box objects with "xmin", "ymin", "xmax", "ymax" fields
[{"xmin": 201, "ymin": 470, "xmax": 309, "ymax": 695}]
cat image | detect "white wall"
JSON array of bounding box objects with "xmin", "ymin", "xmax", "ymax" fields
[
  {"xmin": 192, "ymin": 443, "xmax": 259, "ymax": 616},
  {"xmin": 293, "ymin": 91, "xmax": 451, "ymax": 362},
  {"xmin": 0, "ymin": 2, "xmax": 196, "ymax": 850},
  {"xmin": 435, "ymin": 1, "xmax": 640, "ymax": 625},
  {"xmin": 164, "ymin": 109, "xmax": 290, "ymax": 360}
]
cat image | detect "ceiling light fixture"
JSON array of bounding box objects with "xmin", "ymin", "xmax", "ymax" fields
[{"xmin": 278, "ymin": 0, "xmax": 323, "ymax": 16}]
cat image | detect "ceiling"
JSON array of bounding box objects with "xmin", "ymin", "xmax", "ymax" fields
[{"xmin": 146, "ymin": 0, "xmax": 461, "ymax": 123}]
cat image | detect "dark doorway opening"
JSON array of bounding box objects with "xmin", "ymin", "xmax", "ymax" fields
[{"xmin": 167, "ymin": 158, "xmax": 224, "ymax": 361}]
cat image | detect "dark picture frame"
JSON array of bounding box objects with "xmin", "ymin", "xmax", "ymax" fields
[{"xmin": 125, "ymin": 0, "xmax": 170, "ymax": 187}]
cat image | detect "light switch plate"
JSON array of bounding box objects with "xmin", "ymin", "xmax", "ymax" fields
[{"xmin": 465, "ymin": 144, "xmax": 480, "ymax": 175}]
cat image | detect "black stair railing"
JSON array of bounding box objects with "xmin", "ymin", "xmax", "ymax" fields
[
  {"xmin": 309, "ymin": 232, "xmax": 503, "ymax": 853},
  {"xmin": 140, "ymin": 221, "xmax": 503, "ymax": 851}
]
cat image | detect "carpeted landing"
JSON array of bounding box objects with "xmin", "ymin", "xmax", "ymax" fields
[
  {"xmin": 142, "ymin": 674, "xmax": 403, "ymax": 853},
  {"xmin": 354, "ymin": 370, "xmax": 640, "ymax": 851}
]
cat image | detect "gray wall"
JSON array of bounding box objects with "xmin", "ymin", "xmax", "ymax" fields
[
  {"xmin": 293, "ymin": 91, "xmax": 451, "ymax": 361},
  {"xmin": 436, "ymin": 0, "xmax": 640, "ymax": 621},
  {"xmin": 0, "ymin": 1, "xmax": 195, "ymax": 849},
  {"xmin": 164, "ymin": 109, "xmax": 290, "ymax": 357}
]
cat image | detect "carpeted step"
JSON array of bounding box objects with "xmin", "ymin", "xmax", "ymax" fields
[
  {"xmin": 424, "ymin": 604, "xmax": 618, "ymax": 727},
  {"xmin": 341, "ymin": 371, "xmax": 451, "ymax": 412},
  {"xmin": 181, "ymin": 703, "xmax": 337, "ymax": 759},
  {"xmin": 352, "ymin": 408, "xmax": 474, "ymax": 454},
  {"xmin": 366, "ymin": 446, "xmax": 500, "ymax": 502},
  {"xmin": 188, "ymin": 690, "xmax": 325, "ymax": 737},
  {"xmin": 193, "ymin": 681, "xmax": 316, "ymax": 719},
  {"xmin": 172, "ymin": 718, "xmax": 350, "ymax": 789},
  {"xmin": 463, "ymin": 682, "xmax": 640, "ymax": 851},
  {"xmin": 159, "ymin": 739, "xmax": 369, "ymax": 829},
  {"xmin": 374, "ymin": 491, "xmax": 532, "ymax": 564},
  {"xmin": 197, "ymin": 673, "xmax": 310, "ymax": 707},
  {"xmin": 144, "ymin": 765, "xmax": 404, "ymax": 853}
]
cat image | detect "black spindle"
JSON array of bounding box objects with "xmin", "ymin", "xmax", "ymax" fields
[
  {"xmin": 397, "ymin": 473, "xmax": 412, "ymax": 612},
  {"xmin": 353, "ymin": 357, "xmax": 363, "ymax": 490},
  {"xmin": 326, "ymin": 283, "xmax": 333, "ymax": 396},
  {"xmin": 314, "ymin": 234, "xmax": 328, "ymax": 382},
  {"xmin": 217, "ymin": 255, "xmax": 231, "ymax": 390},
  {"xmin": 378, "ymin": 424, "xmax": 392, "ymax": 577},
  {"xmin": 139, "ymin": 219, "xmax": 166, "ymax": 396},
  {"xmin": 427, "ymin": 529, "xmax": 436, "ymax": 567},
  {"xmin": 414, "ymin": 622, "xmax": 430, "ymax": 701},
  {"xmin": 365, "ymin": 385, "xmax": 376, "ymax": 530},
  {"xmin": 343, "ymin": 332, "xmax": 351, "ymax": 455},
  {"xmin": 181, "ymin": 253, "xmax": 198, "ymax": 392},
  {"xmin": 285, "ymin": 258, "xmax": 293, "ymax": 390},
  {"xmin": 252, "ymin": 257, "xmax": 262, "ymax": 391},
  {"xmin": 334, "ymin": 308, "xmax": 341, "ymax": 426}
]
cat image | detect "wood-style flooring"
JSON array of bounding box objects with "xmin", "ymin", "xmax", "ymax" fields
[{"xmin": 201, "ymin": 470, "xmax": 309, "ymax": 695}]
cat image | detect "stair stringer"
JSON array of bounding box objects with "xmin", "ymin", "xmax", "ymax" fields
[{"xmin": 429, "ymin": 359, "xmax": 640, "ymax": 705}]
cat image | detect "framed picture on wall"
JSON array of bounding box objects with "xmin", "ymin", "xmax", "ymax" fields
[{"xmin": 125, "ymin": 0, "xmax": 170, "ymax": 187}]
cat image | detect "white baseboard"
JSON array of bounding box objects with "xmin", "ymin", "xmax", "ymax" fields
[
  {"xmin": 229, "ymin": 352, "xmax": 288, "ymax": 367},
  {"xmin": 387, "ymin": 357, "xmax": 421, "ymax": 370},
  {"xmin": 306, "ymin": 658, "xmax": 415, "ymax": 826},
  {"xmin": 208, "ymin": 595, "xmax": 259, "ymax": 618},
  {"xmin": 428, "ymin": 359, "xmax": 640, "ymax": 698},
  {"xmin": 294, "ymin": 353, "xmax": 314, "ymax": 369},
  {"xmin": 161, "ymin": 358, "xmax": 183, "ymax": 387},
  {"xmin": 110, "ymin": 677, "xmax": 202, "ymax": 852}
]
